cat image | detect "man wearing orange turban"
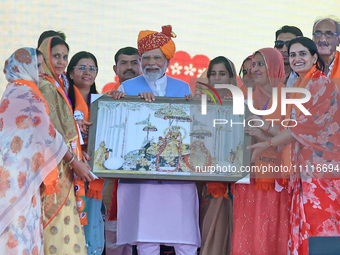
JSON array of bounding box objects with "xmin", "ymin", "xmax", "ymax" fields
[
  {"xmin": 113, "ymin": 25, "xmax": 191, "ymax": 99},
  {"xmin": 114, "ymin": 26, "xmax": 200, "ymax": 255},
  {"xmin": 137, "ymin": 25, "xmax": 176, "ymax": 60}
]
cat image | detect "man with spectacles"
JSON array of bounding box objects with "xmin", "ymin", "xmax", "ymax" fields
[
  {"xmin": 274, "ymin": 25, "xmax": 303, "ymax": 87},
  {"xmin": 312, "ymin": 17, "xmax": 340, "ymax": 86}
]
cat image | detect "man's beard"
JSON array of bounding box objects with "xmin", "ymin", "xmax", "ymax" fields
[{"xmin": 143, "ymin": 61, "xmax": 167, "ymax": 83}]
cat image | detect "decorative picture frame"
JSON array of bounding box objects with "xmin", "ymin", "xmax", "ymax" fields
[{"xmin": 87, "ymin": 95, "xmax": 251, "ymax": 182}]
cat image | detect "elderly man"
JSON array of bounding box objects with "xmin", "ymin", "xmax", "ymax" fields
[
  {"xmin": 113, "ymin": 26, "xmax": 200, "ymax": 255},
  {"xmin": 313, "ymin": 17, "xmax": 340, "ymax": 86},
  {"xmin": 102, "ymin": 47, "xmax": 141, "ymax": 93},
  {"xmin": 274, "ymin": 25, "xmax": 303, "ymax": 87}
]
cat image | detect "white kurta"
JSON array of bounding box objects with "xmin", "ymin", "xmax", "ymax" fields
[
  {"xmin": 117, "ymin": 182, "xmax": 200, "ymax": 246},
  {"xmin": 117, "ymin": 74, "xmax": 200, "ymax": 247}
]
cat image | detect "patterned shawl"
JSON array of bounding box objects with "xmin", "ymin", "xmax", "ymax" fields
[
  {"xmin": 0, "ymin": 48, "xmax": 67, "ymax": 234},
  {"xmin": 39, "ymin": 37, "xmax": 88, "ymax": 225},
  {"xmin": 329, "ymin": 50, "xmax": 340, "ymax": 90},
  {"xmin": 283, "ymin": 65, "xmax": 340, "ymax": 177}
]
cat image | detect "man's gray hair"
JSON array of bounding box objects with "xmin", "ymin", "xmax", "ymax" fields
[{"xmin": 313, "ymin": 17, "xmax": 340, "ymax": 35}]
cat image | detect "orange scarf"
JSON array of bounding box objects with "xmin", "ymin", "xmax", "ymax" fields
[
  {"xmin": 43, "ymin": 75, "xmax": 83, "ymax": 156},
  {"xmin": 18, "ymin": 80, "xmax": 60, "ymax": 194},
  {"xmin": 280, "ymin": 64, "xmax": 340, "ymax": 184},
  {"xmin": 39, "ymin": 36, "xmax": 89, "ymax": 225},
  {"xmin": 281, "ymin": 66, "xmax": 320, "ymax": 182},
  {"xmin": 43, "ymin": 75, "xmax": 88, "ymax": 225},
  {"xmin": 108, "ymin": 81, "xmax": 121, "ymax": 94},
  {"xmin": 206, "ymin": 182, "xmax": 233, "ymax": 199},
  {"xmin": 329, "ymin": 51, "xmax": 340, "ymax": 90},
  {"xmin": 251, "ymin": 48, "xmax": 286, "ymax": 190},
  {"xmin": 73, "ymin": 86, "xmax": 105, "ymax": 199},
  {"xmin": 253, "ymin": 84, "xmax": 285, "ymax": 190}
]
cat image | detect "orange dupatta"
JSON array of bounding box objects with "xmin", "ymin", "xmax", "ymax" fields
[
  {"xmin": 329, "ymin": 51, "xmax": 340, "ymax": 90},
  {"xmin": 251, "ymin": 48, "xmax": 286, "ymax": 190},
  {"xmin": 108, "ymin": 81, "xmax": 121, "ymax": 94},
  {"xmin": 39, "ymin": 36, "xmax": 88, "ymax": 225},
  {"xmin": 281, "ymin": 66, "xmax": 318, "ymax": 177},
  {"xmin": 73, "ymin": 86, "xmax": 105, "ymax": 199},
  {"xmin": 23, "ymin": 80, "xmax": 62, "ymax": 195},
  {"xmin": 282, "ymin": 65, "xmax": 340, "ymax": 179},
  {"xmin": 253, "ymin": 84, "xmax": 285, "ymax": 190}
]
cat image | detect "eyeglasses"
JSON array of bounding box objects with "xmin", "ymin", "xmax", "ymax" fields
[
  {"xmin": 74, "ymin": 65, "xmax": 98, "ymax": 73},
  {"xmin": 313, "ymin": 31, "xmax": 338, "ymax": 38},
  {"xmin": 274, "ymin": 40, "xmax": 291, "ymax": 49}
]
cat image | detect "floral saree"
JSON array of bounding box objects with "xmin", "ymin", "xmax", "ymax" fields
[
  {"xmin": 0, "ymin": 48, "xmax": 67, "ymax": 255},
  {"xmin": 286, "ymin": 66, "xmax": 340, "ymax": 254}
]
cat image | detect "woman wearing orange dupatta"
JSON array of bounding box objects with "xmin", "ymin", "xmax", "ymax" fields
[
  {"xmin": 232, "ymin": 48, "xmax": 290, "ymax": 255},
  {"xmin": 67, "ymin": 51, "xmax": 105, "ymax": 254},
  {"xmin": 0, "ymin": 48, "xmax": 82, "ymax": 254},
  {"xmin": 249, "ymin": 37, "xmax": 340, "ymax": 254},
  {"xmin": 39, "ymin": 37, "xmax": 95, "ymax": 254}
]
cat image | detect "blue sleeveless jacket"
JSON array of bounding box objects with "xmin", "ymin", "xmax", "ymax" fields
[{"xmin": 122, "ymin": 75, "xmax": 190, "ymax": 97}]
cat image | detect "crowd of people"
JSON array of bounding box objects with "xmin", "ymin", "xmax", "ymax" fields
[{"xmin": 0, "ymin": 17, "xmax": 339, "ymax": 255}]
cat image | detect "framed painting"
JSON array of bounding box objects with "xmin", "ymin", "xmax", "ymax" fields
[{"xmin": 87, "ymin": 95, "xmax": 251, "ymax": 182}]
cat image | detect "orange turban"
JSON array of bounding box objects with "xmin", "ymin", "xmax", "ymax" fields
[{"xmin": 138, "ymin": 25, "xmax": 176, "ymax": 60}]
